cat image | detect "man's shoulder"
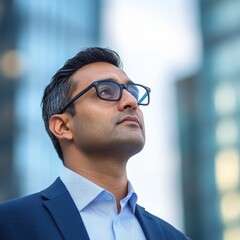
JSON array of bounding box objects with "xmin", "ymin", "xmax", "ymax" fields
[
  {"xmin": 0, "ymin": 191, "xmax": 43, "ymax": 215},
  {"xmin": 136, "ymin": 205, "xmax": 191, "ymax": 240},
  {"xmin": 0, "ymin": 177, "xmax": 65, "ymax": 210},
  {"xmin": 0, "ymin": 179, "xmax": 73, "ymax": 240}
]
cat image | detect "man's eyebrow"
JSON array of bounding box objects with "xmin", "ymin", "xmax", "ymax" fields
[
  {"xmin": 98, "ymin": 78, "xmax": 135, "ymax": 84},
  {"xmin": 126, "ymin": 79, "xmax": 135, "ymax": 84}
]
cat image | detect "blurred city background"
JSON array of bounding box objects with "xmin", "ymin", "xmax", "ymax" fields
[{"xmin": 0, "ymin": 0, "xmax": 240, "ymax": 239}]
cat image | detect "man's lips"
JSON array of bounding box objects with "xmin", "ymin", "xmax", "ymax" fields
[{"xmin": 117, "ymin": 115, "xmax": 141, "ymax": 127}]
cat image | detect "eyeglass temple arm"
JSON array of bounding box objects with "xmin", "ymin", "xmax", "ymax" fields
[
  {"xmin": 59, "ymin": 84, "xmax": 94, "ymax": 113},
  {"xmin": 138, "ymin": 92, "xmax": 148, "ymax": 103}
]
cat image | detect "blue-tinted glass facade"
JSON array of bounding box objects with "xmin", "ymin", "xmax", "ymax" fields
[
  {"xmin": 0, "ymin": 0, "xmax": 21, "ymax": 200},
  {"xmin": 177, "ymin": 0, "xmax": 240, "ymax": 239},
  {"xmin": 0, "ymin": 0, "xmax": 102, "ymax": 198}
]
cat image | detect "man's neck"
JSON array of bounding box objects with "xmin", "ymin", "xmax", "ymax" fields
[{"xmin": 64, "ymin": 156, "xmax": 128, "ymax": 213}]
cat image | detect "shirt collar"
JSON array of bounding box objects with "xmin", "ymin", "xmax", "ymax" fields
[
  {"xmin": 60, "ymin": 167, "xmax": 104, "ymax": 211},
  {"xmin": 60, "ymin": 166, "xmax": 138, "ymax": 213},
  {"xmin": 123, "ymin": 181, "xmax": 138, "ymax": 213}
]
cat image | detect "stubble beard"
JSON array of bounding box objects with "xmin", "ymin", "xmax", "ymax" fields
[{"xmin": 80, "ymin": 128, "xmax": 145, "ymax": 161}]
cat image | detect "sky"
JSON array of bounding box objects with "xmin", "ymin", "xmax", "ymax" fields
[{"xmin": 101, "ymin": 0, "xmax": 202, "ymax": 230}]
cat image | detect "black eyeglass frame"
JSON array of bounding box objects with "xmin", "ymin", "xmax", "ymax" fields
[{"xmin": 59, "ymin": 80, "xmax": 151, "ymax": 114}]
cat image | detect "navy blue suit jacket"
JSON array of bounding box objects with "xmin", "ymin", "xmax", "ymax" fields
[{"xmin": 0, "ymin": 178, "xmax": 190, "ymax": 240}]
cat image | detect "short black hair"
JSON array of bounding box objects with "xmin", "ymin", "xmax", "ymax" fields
[{"xmin": 41, "ymin": 47, "xmax": 123, "ymax": 161}]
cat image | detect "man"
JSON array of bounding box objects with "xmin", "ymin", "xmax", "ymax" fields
[{"xmin": 0, "ymin": 47, "xmax": 190, "ymax": 240}]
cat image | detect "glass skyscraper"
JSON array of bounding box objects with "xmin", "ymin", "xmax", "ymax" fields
[
  {"xmin": 177, "ymin": 1, "xmax": 240, "ymax": 239},
  {"xmin": 0, "ymin": 0, "xmax": 102, "ymax": 199}
]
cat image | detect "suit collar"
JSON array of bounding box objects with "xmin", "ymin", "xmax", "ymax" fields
[
  {"xmin": 135, "ymin": 205, "xmax": 165, "ymax": 240},
  {"xmin": 41, "ymin": 178, "xmax": 166, "ymax": 240},
  {"xmin": 41, "ymin": 178, "xmax": 90, "ymax": 240}
]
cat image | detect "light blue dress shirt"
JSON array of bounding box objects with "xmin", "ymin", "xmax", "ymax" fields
[{"xmin": 60, "ymin": 167, "xmax": 146, "ymax": 240}]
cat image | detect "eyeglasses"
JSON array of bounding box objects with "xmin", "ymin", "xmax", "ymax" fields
[{"xmin": 59, "ymin": 79, "xmax": 151, "ymax": 113}]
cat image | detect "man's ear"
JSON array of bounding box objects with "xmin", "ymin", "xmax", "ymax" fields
[{"xmin": 49, "ymin": 114, "xmax": 73, "ymax": 141}]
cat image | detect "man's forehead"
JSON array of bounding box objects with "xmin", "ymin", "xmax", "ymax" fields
[{"xmin": 70, "ymin": 62, "xmax": 131, "ymax": 86}]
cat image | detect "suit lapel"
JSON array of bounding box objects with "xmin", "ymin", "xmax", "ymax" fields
[
  {"xmin": 41, "ymin": 178, "xmax": 90, "ymax": 240},
  {"xmin": 135, "ymin": 205, "xmax": 165, "ymax": 240}
]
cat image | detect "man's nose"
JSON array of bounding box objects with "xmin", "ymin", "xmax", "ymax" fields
[{"xmin": 118, "ymin": 89, "xmax": 138, "ymax": 110}]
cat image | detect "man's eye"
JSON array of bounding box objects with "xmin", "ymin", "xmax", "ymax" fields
[
  {"xmin": 99, "ymin": 88, "xmax": 111, "ymax": 95},
  {"xmin": 99, "ymin": 87, "xmax": 114, "ymax": 98}
]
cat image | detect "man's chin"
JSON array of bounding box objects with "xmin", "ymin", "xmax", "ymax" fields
[{"xmin": 114, "ymin": 138, "xmax": 145, "ymax": 157}]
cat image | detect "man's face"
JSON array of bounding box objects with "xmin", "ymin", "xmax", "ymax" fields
[{"xmin": 68, "ymin": 62, "xmax": 146, "ymax": 158}]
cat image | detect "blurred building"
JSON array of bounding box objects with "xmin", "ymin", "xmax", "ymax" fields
[
  {"xmin": 176, "ymin": 0, "xmax": 240, "ymax": 240},
  {"xmin": 0, "ymin": 0, "xmax": 102, "ymax": 200},
  {"xmin": 0, "ymin": 0, "xmax": 21, "ymax": 200}
]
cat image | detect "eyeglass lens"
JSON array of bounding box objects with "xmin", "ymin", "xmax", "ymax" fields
[
  {"xmin": 97, "ymin": 81, "xmax": 149, "ymax": 105},
  {"xmin": 97, "ymin": 82, "xmax": 120, "ymax": 100}
]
